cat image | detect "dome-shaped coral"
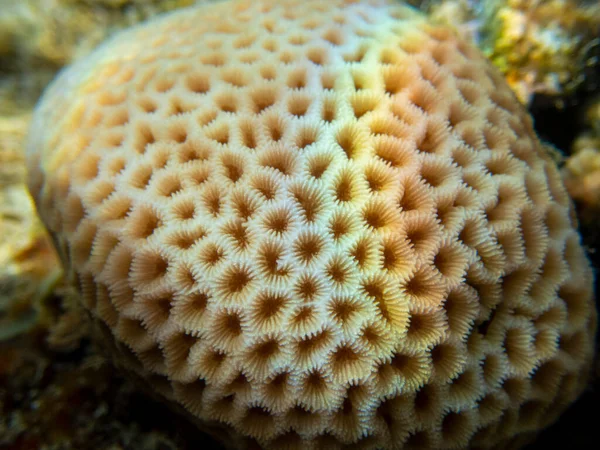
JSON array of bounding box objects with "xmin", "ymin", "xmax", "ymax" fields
[{"xmin": 26, "ymin": 0, "xmax": 597, "ymax": 448}]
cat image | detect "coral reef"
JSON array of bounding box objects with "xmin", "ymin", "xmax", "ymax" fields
[
  {"xmin": 415, "ymin": 0, "xmax": 600, "ymax": 107},
  {"xmin": 26, "ymin": 1, "xmax": 596, "ymax": 449},
  {"xmin": 480, "ymin": 0, "xmax": 600, "ymax": 106}
]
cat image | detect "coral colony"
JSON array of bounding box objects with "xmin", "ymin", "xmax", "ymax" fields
[{"xmin": 26, "ymin": 1, "xmax": 596, "ymax": 448}]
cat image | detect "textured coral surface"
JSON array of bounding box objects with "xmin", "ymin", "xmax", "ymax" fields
[
  {"xmin": 26, "ymin": 0, "xmax": 596, "ymax": 449},
  {"xmin": 564, "ymin": 145, "xmax": 600, "ymax": 208}
]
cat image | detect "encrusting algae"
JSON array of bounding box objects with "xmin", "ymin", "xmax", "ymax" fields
[{"xmin": 23, "ymin": 1, "xmax": 597, "ymax": 449}]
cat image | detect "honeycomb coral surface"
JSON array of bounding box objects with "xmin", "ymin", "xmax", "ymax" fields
[{"xmin": 26, "ymin": 1, "xmax": 597, "ymax": 448}]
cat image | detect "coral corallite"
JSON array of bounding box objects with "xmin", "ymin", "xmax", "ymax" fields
[{"xmin": 25, "ymin": 0, "xmax": 597, "ymax": 449}]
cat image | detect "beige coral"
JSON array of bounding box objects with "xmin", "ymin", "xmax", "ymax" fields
[
  {"xmin": 564, "ymin": 138, "xmax": 600, "ymax": 208},
  {"xmin": 26, "ymin": 0, "xmax": 596, "ymax": 449}
]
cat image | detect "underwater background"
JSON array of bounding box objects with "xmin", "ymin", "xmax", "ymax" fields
[{"xmin": 1, "ymin": 1, "xmax": 599, "ymax": 449}]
